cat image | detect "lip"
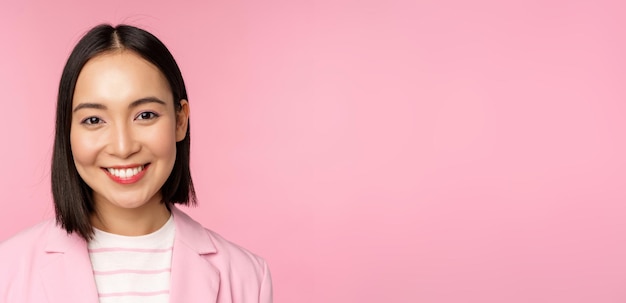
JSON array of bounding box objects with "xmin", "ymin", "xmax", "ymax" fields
[{"xmin": 102, "ymin": 163, "xmax": 150, "ymax": 184}]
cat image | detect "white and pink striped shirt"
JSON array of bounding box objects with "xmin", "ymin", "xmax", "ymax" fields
[{"xmin": 88, "ymin": 216, "xmax": 175, "ymax": 303}]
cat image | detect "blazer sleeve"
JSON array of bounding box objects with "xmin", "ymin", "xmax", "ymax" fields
[{"xmin": 259, "ymin": 259, "xmax": 273, "ymax": 303}]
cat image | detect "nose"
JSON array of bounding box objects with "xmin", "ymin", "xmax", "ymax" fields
[{"xmin": 106, "ymin": 122, "xmax": 140, "ymax": 159}]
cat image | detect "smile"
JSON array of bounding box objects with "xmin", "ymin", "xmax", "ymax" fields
[
  {"xmin": 107, "ymin": 165, "xmax": 144, "ymax": 178},
  {"xmin": 103, "ymin": 164, "xmax": 150, "ymax": 184}
]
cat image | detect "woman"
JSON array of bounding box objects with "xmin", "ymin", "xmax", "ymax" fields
[{"xmin": 0, "ymin": 24, "xmax": 272, "ymax": 303}]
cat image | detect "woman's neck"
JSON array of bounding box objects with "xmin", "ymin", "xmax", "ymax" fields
[{"xmin": 90, "ymin": 201, "xmax": 171, "ymax": 236}]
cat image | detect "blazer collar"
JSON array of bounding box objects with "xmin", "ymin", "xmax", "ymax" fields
[
  {"xmin": 43, "ymin": 220, "xmax": 84, "ymax": 253},
  {"xmin": 170, "ymin": 206, "xmax": 221, "ymax": 302},
  {"xmin": 170, "ymin": 206, "xmax": 217, "ymax": 254},
  {"xmin": 41, "ymin": 222, "xmax": 99, "ymax": 303}
]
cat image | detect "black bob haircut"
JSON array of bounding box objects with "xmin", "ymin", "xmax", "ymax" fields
[{"xmin": 52, "ymin": 24, "xmax": 196, "ymax": 240}]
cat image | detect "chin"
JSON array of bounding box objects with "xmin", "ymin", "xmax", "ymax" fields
[{"xmin": 107, "ymin": 198, "xmax": 154, "ymax": 210}]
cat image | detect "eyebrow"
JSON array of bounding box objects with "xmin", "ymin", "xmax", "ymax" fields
[{"xmin": 72, "ymin": 97, "xmax": 167, "ymax": 113}]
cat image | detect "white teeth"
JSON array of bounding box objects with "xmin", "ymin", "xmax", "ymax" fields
[{"xmin": 106, "ymin": 165, "xmax": 145, "ymax": 179}]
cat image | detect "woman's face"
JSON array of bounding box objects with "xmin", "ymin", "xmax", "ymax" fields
[{"xmin": 70, "ymin": 51, "xmax": 188, "ymax": 214}]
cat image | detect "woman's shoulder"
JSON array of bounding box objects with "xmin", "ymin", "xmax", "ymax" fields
[
  {"xmin": 172, "ymin": 207, "xmax": 269, "ymax": 273},
  {"xmin": 0, "ymin": 218, "xmax": 59, "ymax": 288},
  {"xmin": 204, "ymin": 227, "xmax": 268, "ymax": 266},
  {"xmin": 172, "ymin": 208, "xmax": 274, "ymax": 302},
  {"xmin": 200, "ymin": 227, "xmax": 273, "ymax": 298},
  {"xmin": 0, "ymin": 218, "xmax": 57, "ymax": 256}
]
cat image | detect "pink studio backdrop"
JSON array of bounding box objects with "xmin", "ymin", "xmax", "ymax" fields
[{"xmin": 1, "ymin": 0, "xmax": 625, "ymax": 302}]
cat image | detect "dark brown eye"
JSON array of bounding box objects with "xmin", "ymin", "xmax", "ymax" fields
[
  {"xmin": 81, "ymin": 116, "xmax": 103, "ymax": 125},
  {"xmin": 137, "ymin": 112, "xmax": 159, "ymax": 120}
]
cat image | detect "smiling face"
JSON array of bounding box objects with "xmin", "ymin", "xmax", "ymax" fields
[{"xmin": 70, "ymin": 51, "xmax": 189, "ymax": 217}]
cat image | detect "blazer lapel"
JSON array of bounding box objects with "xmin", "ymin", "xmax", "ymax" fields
[
  {"xmin": 40, "ymin": 226, "xmax": 99, "ymax": 303},
  {"xmin": 169, "ymin": 207, "xmax": 220, "ymax": 302}
]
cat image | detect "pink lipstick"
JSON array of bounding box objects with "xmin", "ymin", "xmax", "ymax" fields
[{"xmin": 102, "ymin": 164, "xmax": 150, "ymax": 184}]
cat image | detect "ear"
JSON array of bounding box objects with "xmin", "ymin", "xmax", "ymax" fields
[{"xmin": 175, "ymin": 99, "xmax": 190, "ymax": 142}]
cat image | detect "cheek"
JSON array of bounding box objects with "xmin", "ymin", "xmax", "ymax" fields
[
  {"xmin": 70, "ymin": 129, "xmax": 99, "ymax": 166},
  {"xmin": 144, "ymin": 123, "xmax": 178, "ymax": 161}
]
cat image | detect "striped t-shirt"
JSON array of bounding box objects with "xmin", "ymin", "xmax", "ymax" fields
[{"xmin": 88, "ymin": 216, "xmax": 175, "ymax": 303}]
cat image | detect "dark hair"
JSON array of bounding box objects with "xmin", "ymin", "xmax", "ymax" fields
[{"xmin": 52, "ymin": 24, "xmax": 196, "ymax": 240}]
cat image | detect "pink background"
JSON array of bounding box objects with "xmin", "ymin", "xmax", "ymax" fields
[{"xmin": 1, "ymin": 0, "xmax": 625, "ymax": 302}]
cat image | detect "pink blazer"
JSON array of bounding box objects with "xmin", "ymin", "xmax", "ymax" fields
[{"xmin": 0, "ymin": 207, "xmax": 273, "ymax": 303}]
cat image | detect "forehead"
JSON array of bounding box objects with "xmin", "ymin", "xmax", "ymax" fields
[{"xmin": 73, "ymin": 51, "xmax": 172, "ymax": 106}]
